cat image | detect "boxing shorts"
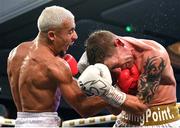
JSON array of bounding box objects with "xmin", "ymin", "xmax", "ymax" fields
[
  {"xmin": 15, "ymin": 112, "xmax": 61, "ymax": 128},
  {"xmin": 113, "ymin": 103, "xmax": 180, "ymax": 127}
]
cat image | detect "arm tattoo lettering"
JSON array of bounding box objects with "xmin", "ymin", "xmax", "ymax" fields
[{"xmin": 137, "ymin": 56, "xmax": 165, "ymax": 103}]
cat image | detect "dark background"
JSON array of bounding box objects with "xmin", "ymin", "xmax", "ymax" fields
[{"xmin": 0, "ymin": 0, "xmax": 180, "ymax": 125}]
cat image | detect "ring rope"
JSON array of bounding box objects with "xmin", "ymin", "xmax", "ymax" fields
[
  {"xmin": 0, "ymin": 117, "xmax": 15, "ymax": 126},
  {"xmin": 62, "ymin": 103, "xmax": 180, "ymax": 127},
  {"xmin": 62, "ymin": 114, "xmax": 117, "ymax": 127},
  {"xmin": 0, "ymin": 103, "xmax": 179, "ymax": 127}
]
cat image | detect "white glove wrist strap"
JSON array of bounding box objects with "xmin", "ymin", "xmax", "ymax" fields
[{"xmin": 103, "ymin": 86, "xmax": 126, "ymax": 107}]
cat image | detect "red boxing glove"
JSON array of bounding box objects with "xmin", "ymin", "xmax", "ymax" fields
[
  {"xmin": 63, "ymin": 54, "xmax": 78, "ymax": 76},
  {"xmin": 117, "ymin": 64, "xmax": 139, "ymax": 94}
]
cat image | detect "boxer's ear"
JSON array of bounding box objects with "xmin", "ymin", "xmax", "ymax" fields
[
  {"xmin": 114, "ymin": 38, "xmax": 124, "ymax": 47},
  {"xmin": 48, "ymin": 31, "xmax": 55, "ymax": 41}
]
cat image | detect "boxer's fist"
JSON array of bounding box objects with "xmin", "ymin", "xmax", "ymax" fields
[
  {"xmin": 78, "ymin": 63, "xmax": 112, "ymax": 96},
  {"xmin": 64, "ymin": 54, "xmax": 78, "ymax": 76},
  {"xmin": 94, "ymin": 63, "xmax": 112, "ymax": 84},
  {"xmin": 117, "ymin": 64, "xmax": 139, "ymax": 94},
  {"xmin": 78, "ymin": 63, "xmax": 126, "ymax": 107}
]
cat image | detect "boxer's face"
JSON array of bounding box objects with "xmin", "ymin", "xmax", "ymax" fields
[
  {"xmin": 52, "ymin": 18, "xmax": 78, "ymax": 54},
  {"xmin": 117, "ymin": 45, "xmax": 134, "ymax": 69},
  {"xmin": 104, "ymin": 39, "xmax": 134, "ymax": 70}
]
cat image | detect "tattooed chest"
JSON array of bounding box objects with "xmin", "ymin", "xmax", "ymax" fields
[{"xmin": 137, "ymin": 56, "xmax": 166, "ymax": 103}]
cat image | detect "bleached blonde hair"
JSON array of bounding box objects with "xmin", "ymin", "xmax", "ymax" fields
[{"xmin": 37, "ymin": 5, "xmax": 74, "ymax": 32}]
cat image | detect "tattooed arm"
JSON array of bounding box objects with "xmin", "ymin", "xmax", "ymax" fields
[{"xmin": 137, "ymin": 56, "xmax": 166, "ymax": 104}]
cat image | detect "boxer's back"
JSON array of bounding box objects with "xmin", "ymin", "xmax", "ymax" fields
[
  {"xmin": 7, "ymin": 42, "xmax": 61, "ymax": 112},
  {"xmin": 7, "ymin": 42, "xmax": 33, "ymax": 111}
]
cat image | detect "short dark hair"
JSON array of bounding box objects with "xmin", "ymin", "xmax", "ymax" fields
[{"xmin": 85, "ymin": 30, "xmax": 115, "ymax": 65}]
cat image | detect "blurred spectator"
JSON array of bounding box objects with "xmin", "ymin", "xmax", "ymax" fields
[
  {"xmin": 167, "ymin": 42, "xmax": 180, "ymax": 69},
  {"xmin": 0, "ymin": 104, "xmax": 8, "ymax": 118}
]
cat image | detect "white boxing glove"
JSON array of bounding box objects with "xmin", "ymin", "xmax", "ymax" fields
[
  {"xmin": 94, "ymin": 63, "xmax": 112, "ymax": 83},
  {"xmin": 78, "ymin": 51, "xmax": 89, "ymax": 73},
  {"xmin": 78, "ymin": 63, "xmax": 126, "ymax": 107},
  {"xmin": 78, "ymin": 64, "xmax": 111, "ymax": 95}
]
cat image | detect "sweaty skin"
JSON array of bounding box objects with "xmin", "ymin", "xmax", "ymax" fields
[
  {"xmin": 7, "ymin": 41, "xmax": 107, "ymax": 117},
  {"xmin": 78, "ymin": 30, "xmax": 177, "ymax": 115},
  {"xmin": 100, "ymin": 35, "xmax": 176, "ymax": 115},
  {"xmin": 118, "ymin": 36, "xmax": 176, "ymax": 106},
  {"xmin": 7, "ymin": 42, "xmax": 62, "ymax": 112},
  {"xmin": 7, "ymin": 17, "xmax": 109, "ymax": 118}
]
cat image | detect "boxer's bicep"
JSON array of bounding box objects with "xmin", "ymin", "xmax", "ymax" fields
[
  {"xmin": 137, "ymin": 56, "xmax": 166, "ymax": 103},
  {"xmin": 52, "ymin": 61, "xmax": 90, "ymax": 110},
  {"xmin": 54, "ymin": 61, "xmax": 85, "ymax": 102},
  {"xmin": 60, "ymin": 78, "xmax": 87, "ymax": 107}
]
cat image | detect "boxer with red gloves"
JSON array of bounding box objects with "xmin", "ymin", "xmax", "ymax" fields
[
  {"xmin": 63, "ymin": 54, "xmax": 78, "ymax": 76},
  {"xmin": 84, "ymin": 30, "xmax": 179, "ymax": 127},
  {"xmin": 8, "ymin": 7, "xmax": 120, "ymax": 128}
]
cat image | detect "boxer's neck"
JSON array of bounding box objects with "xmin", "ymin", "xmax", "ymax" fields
[{"xmin": 35, "ymin": 32, "xmax": 58, "ymax": 56}]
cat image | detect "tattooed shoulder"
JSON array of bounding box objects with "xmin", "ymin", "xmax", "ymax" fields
[{"xmin": 137, "ymin": 56, "xmax": 166, "ymax": 103}]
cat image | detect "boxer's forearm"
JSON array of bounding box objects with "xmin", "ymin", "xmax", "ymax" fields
[
  {"xmin": 106, "ymin": 104, "xmax": 122, "ymax": 115},
  {"xmin": 121, "ymin": 94, "xmax": 148, "ymax": 115}
]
